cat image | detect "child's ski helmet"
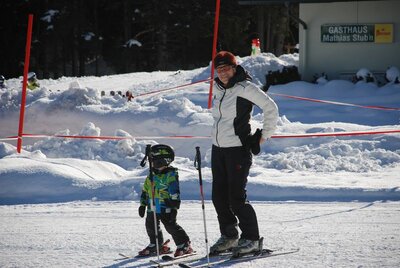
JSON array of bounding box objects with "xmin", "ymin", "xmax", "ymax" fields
[{"xmin": 150, "ymin": 144, "xmax": 175, "ymax": 168}]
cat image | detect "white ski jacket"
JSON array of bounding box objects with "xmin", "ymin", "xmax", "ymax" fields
[{"xmin": 211, "ymin": 66, "xmax": 278, "ymax": 148}]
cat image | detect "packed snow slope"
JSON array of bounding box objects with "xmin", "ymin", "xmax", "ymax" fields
[
  {"xmin": 0, "ymin": 53, "xmax": 399, "ymax": 204},
  {"xmin": 1, "ymin": 201, "xmax": 399, "ymax": 268}
]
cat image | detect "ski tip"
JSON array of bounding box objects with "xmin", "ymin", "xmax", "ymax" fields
[
  {"xmin": 118, "ymin": 253, "xmax": 129, "ymax": 257},
  {"xmin": 263, "ymin": 248, "xmax": 274, "ymax": 254},
  {"xmin": 162, "ymin": 255, "xmax": 174, "ymax": 261},
  {"xmin": 116, "ymin": 253, "xmax": 132, "ymax": 259}
]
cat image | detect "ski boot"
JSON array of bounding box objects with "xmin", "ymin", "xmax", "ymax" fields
[
  {"xmin": 138, "ymin": 239, "xmax": 172, "ymax": 256},
  {"xmin": 174, "ymin": 241, "xmax": 193, "ymax": 257},
  {"xmin": 231, "ymin": 237, "xmax": 263, "ymax": 258},
  {"xmin": 209, "ymin": 235, "xmax": 239, "ymax": 255}
]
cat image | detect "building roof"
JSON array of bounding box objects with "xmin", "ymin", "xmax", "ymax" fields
[{"xmin": 239, "ymin": 0, "xmax": 382, "ymax": 4}]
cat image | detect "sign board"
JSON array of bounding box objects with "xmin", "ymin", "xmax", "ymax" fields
[
  {"xmin": 321, "ymin": 24, "xmax": 393, "ymax": 43},
  {"xmin": 374, "ymin": 24, "xmax": 394, "ymax": 43}
]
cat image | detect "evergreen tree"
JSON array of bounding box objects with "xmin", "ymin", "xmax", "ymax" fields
[{"xmin": 0, "ymin": 0, "xmax": 298, "ymax": 79}]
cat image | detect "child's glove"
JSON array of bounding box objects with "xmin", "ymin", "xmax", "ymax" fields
[{"xmin": 138, "ymin": 205, "xmax": 146, "ymax": 218}]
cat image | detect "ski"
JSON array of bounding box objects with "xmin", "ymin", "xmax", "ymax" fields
[
  {"xmin": 114, "ymin": 251, "xmax": 173, "ymax": 261},
  {"xmin": 115, "ymin": 239, "xmax": 172, "ymax": 261},
  {"xmin": 177, "ymin": 249, "xmax": 238, "ymax": 265},
  {"xmin": 114, "ymin": 252, "xmax": 147, "ymax": 261},
  {"xmin": 176, "ymin": 237, "xmax": 267, "ymax": 267},
  {"xmin": 176, "ymin": 252, "xmax": 234, "ymax": 268},
  {"xmin": 161, "ymin": 252, "xmax": 198, "ymax": 261},
  {"xmin": 149, "ymin": 252, "xmax": 198, "ymax": 268},
  {"xmin": 178, "ymin": 248, "xmax": 300, "ymax": 268},
  {"xmin": 176, "ymin": 250, "xmax": 263, "ymax": 268},
  {"xmin": 114, "ymin": 253, "xmax": 133, "ymax": 261}
]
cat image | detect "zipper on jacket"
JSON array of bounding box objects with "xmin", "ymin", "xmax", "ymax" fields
[{"xmin": 215, "ymin": 86, "xmax": 226, "ymax": 147}]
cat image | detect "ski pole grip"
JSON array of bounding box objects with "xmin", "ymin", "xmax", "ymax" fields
[
  {"xmin": 145, "ymin": 144, "xmax": 151, "ymax": 156},
  {"xmin": 195, "ymin": 146, "xmax": 201, "ymax": 167},
  {"xmin": 140, "ymin": 144, "xmax": 152, "ymax": 167},
  {"xmin": 195, "ymin": 146, "xmax": 203, "ymax": 186}
]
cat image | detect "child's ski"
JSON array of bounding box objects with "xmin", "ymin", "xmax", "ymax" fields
[
  {"xmin": 115, "ymin": 239, "xmax": 172, "ymax": 261},
  {"xmin": 114, "ymin": 253, "xmax": 133, "ymax": 261},
  {"xmin": 161, "ymin": 252, "xmax": 197, "ymax": 261},
  {"xmin": 114, "ymin": 251, "xmax": 170, "ymax": 261},
  {"xmin": 149, "ymin": 252, "xmax": 197, "ymax": 267}
]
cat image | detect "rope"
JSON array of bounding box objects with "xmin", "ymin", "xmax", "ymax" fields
[
  {"xmin": 4, "ymin": 128, "xmax": 398, "ymax": 141},
  {"xmin": 132, "ymin": 78, "xmax": 211, "ymax": 99},
  {"xmin": 270, "ymin": 92, "xmax": 400, "ymax": 111}
]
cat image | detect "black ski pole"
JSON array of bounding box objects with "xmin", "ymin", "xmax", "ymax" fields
[
  {"xmin": 145, "ymin": 144, "xmax": 161, "ymax": 262},
  {"xmin": 194, "ymin": 146, "xmax": 210, "ymax": 266}
]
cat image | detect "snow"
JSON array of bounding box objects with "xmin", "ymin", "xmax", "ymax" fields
[
  {"xmin": 1, "ymin": 201, "xmax": 399, "ymax": 267},
  {"xmin": 82, "ymin": 32, "xmax": 96, "ymax": 41},
  {"xmin": 1, "ymin": 52, "xmax": 400, "ymax": 267},
  {"xmin": 124, "ymin": 39, "xmax": 142, "ymax": 48},
  {"xmin": 40, "ymin": 10, "xmax": 59, "ymax": 24},
  {"xmin": 356, "ymin": 68, "xmax": 374, "ymax": 81},
  {"xmin": 386, "ymin": 66, "xmax": 400, "ymax": 83}
]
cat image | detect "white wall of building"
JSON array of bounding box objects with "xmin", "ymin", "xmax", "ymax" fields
[{"xmin": 299, "ymin": 0, "xmax": 400, "ymax": 81}]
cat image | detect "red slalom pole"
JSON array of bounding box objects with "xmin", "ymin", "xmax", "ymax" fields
[
  {"xmin": 17, "ymin": 14, "xmax": 34, "ymax": 153},
  {"xmin": 207, "ymin": 0, "xmax": 221, "ymax": 109}
]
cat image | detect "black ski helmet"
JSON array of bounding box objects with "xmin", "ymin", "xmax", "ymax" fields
[
  {"xmin": 0, "ymin": 75, "xmax": 5, "ymax": 82},
  {"xmin": 150, "ymin": 144, "xmax": 175, "ymax": 168}
]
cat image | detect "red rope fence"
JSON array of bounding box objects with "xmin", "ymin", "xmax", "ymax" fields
[
  {"xmin": 131, "ymin": 78, "xmax": 211, "ymax": 99},
  {"xmin": 128, "ymin": 81, "xmax": 400, "ymax": 112},
  {"xmin": 269, "ymin": 92, "xmax": 400, "ymax": 111},
  {"xmin": 7, "ymin": 58, "xmax": 400, "ymax": 150},
  {"xmin": 3, "ymin": 128, "xmax": 398, "ymax": 142}
]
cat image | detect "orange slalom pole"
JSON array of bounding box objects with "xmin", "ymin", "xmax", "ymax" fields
[
  {"xmin": 207, "ymin": 0, "xmax": 221, "ymax": 109},
  {"xmin": 17, "ymin": 14, "xmax": 34, "ymax": 153}
]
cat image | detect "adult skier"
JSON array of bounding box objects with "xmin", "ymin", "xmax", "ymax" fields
[
  {"xmin": 138, "ymin": 144, "xmax": 193, "ymax": 257},
  {"xmin": 209, "ymin": 51, "xmax": 279, "ymax": 256}
]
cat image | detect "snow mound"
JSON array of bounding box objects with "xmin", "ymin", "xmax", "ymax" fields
[{"xmin": 386, "ymin": 66, "xmax": 400, "ymax": 83}]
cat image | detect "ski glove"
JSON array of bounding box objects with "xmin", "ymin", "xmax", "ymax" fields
[
  {"xmin": 250, "ymin": 128, "xmax": 262, "ymax": 155},
  {"xmin": 240, "ymin": 128, "xmax": 262, "ymax": 155},
  {"xmin": 138, "ymin": 205, "xmax": 146, "ymax": 218}
]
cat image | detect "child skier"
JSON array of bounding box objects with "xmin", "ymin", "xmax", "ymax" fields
[
  {"xmin": 138, "ymin": 144, "xmax": 193, "ymax": 257},
  {"xmin": 27, "ymin": 72, "xmax": 40, "ymax": 90}
]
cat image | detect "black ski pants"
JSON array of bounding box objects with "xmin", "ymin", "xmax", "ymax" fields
[
  {"xmin": 211, "ymin": 145, "xmax": 260, "ymax": 241},
  {"xmin": 145, "ymin": 211, "xmax": 189, "ymax": 246}
]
